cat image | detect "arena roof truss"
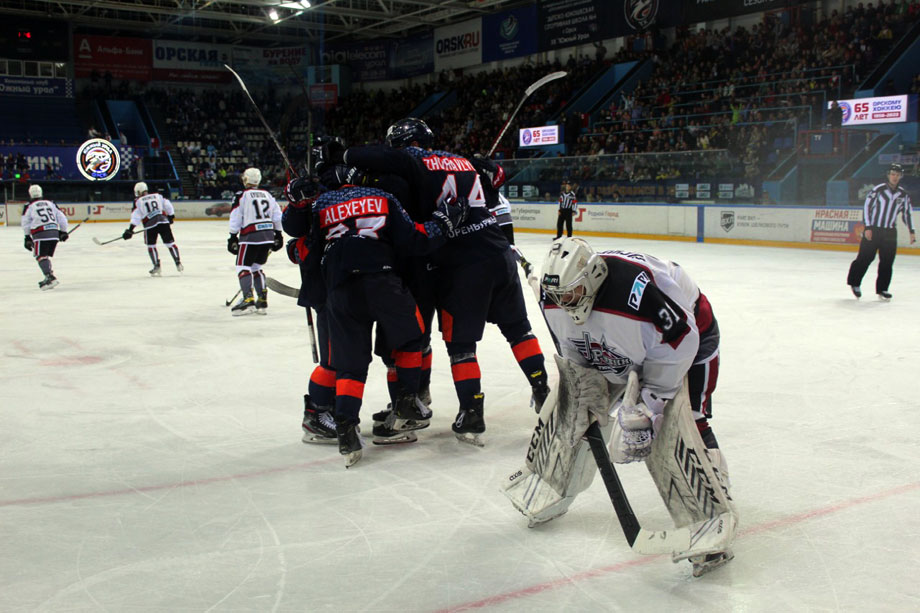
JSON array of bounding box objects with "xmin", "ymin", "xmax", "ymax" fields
[{"xmin": 0, "ymin": 0, "xmax": 523, "ymax": 46}]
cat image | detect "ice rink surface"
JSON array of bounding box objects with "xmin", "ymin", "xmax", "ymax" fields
[{"xmin": 3, "ymin": 221, "xmax": 920, "ymax": 612}]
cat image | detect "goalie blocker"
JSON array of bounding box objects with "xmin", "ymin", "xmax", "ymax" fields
[{"xmin": 503, "ymin": 356, "xmax": 738, "ymax": 571}]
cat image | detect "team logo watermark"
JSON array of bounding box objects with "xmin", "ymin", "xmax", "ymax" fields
[
  {"xmin": 499, "ymin": 14, "xmax": 519, "ymax": 40},
  {"xmin": 76, "ymin": 138, "xmax": 121, "ymax": 181},
  {"xmin": 624, "ymin": 0, "xmax": 659, "ymax": 31},
  {"xmin": 720, "ymin": 211, "xmax": 735, "ymax": 232}
]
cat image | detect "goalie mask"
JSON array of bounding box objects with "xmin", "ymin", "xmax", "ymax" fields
[
  {"xmin": 242, "ymin": 167, "xmax": 262, "ymax": 188},
  {"xmin": 386, "ymin": 117, "xmax": 434, "ymax": 149},
  {"xmin": 28, "ymin": 184, "xmax": 43, "ymax": 199},
  {"xmin": 541, "ymin": 237, "xmax": 608, "ymax": 325},
  {"xmin": 133, "ymin": 182, "xmax": 148, "ymax": 197}
]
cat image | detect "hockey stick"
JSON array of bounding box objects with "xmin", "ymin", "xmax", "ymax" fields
[
  {"xmin": 266, "ymin": 277, "xmax": 319, "ymax": 364},
  {"xmin": 92, "ymin": 231, "xmax": 136, "ymax": 246},
  {"xmin": 266, "ymin": 276, "xmax": 300, "ymax": 298},
  {"xmin": 224, "ymin": 289, "xmax": 242, "ymax": 307},
  {"xmin": 584, "ymin": 420, "xmax": 700, "ymax": 555},
  {"xmin": 225, "ymin": 62, "xmax": 318, "ymax": 362},
  {"xmin": 224, "ymin": 64, "xmax": 296, "ymax": 175},
  {"xmin": 67, "ymin": 216, "xmax": 91, "ymax": 235},
  {"xmin": 487, "ymin": 71, "xmax": 567, "ymax": 157}
]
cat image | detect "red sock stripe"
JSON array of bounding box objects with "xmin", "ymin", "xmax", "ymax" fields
[
  {"xmin": 451, "ymin": 361, "xmax": 481, "ymax": 382},
  {"xmin": 386, "ymin": 367, "xmax": 398, "ymax": 382},
  {"xmin": 696, "ymin": 418, "xmax": 709, "ymax": 433},
  {"xmin": 512, "ymin": 337, "xmax": 542, "ymax": 362},
  {"xmin": 394, "ymin": 350, "xmax": 422, "ymax": 369},
  {"xmin": 309, "ymin": 365, "xmax": 336, "ymax": 387},
  {"xmin": 421, "ymin": 351, "xmax": 433, "ymax": 370},
  {"xmin": 441, "ymin": 310, "xmax": 454, "ymax": 343},
  {"xmin": 336, "ymin": 378, "xmax": 365, "ymax": 399}
]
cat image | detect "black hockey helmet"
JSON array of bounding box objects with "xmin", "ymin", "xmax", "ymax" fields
[
  {"xmin": 889, "ymin": 163, "xmax": 904, "ymax": 174},
  {"xmin": 385, "ymin": 117, "xmax": 434, "ymax": 149}
]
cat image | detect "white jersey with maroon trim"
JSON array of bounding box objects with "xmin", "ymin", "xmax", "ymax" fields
[
  {"xmin": 542, "ymin": 250, "xmax": 701, "ymax": 400},
  {"xmin": 229, "ymin": 188, "xmax": 282, "ymax": 244},
  {"xmin": 130, "ymin": 193, "xmax": 174, "ymax": 229},
  {"xmin": 22, "ymin": 199, "xmax": 69, "ymax": 238}
]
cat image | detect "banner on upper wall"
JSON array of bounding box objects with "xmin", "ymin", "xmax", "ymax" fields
[
  {"xmin": 322, "ymin": 40, "xmax": 389, "ymax": 81},
  {"xmin": 434, "ymin": 18, "xmax": 483, "ymax": 71},
  {"xmin": 538, "ymin": 0, "xmax": 681, "ymax": 51},
  {"xmin": 153, "ymin": 40, "xmax": 232, "ymax": 83},
  {"xmin": 830, "ymin": 95, "xmax": 909, "ymax": 126},
  {"xmin": 388, "ymin": 35, "xmax": 434, "ymax": 79},
  {"xmin": 1, "ymin": 145, "xmax": 92, "ymax": 180},
  {"xmin": 483, "ymin": 5, "xmax": 539, "ymax": 62},
  {"xmin": 74, "ymin": 35, "xmax": 153, "ymax": 81},
  {"xmin": 231, "ymin": 46, "xmax": 311, "ymax": 86},
  {"xmin": 0, "ymin": 76, "xmax": 72, "ymax": 97},
  {"xmin": 683, "ymin": 0, "xmax": 790, "ymax": 22}
]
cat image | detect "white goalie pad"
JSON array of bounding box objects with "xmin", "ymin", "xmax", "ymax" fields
[
  {"xmin": 503, "ymin": 355, "xmax": 623, "ymax": 527},
  {"xmin": 645, "ymin": 377, "xmax": 739, "ymax": 561}
]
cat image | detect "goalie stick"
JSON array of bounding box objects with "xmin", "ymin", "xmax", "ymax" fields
[
  {"xmin": 584, "ymin": 420, "xmax": 703, "ymax": 555},
  {"xmin": 487, "ymin": 71, "xmax": 567, "ymax": 157},
  {"xmin": 224, "ymin": 63, "xmax": 318, "ymax": 363}
]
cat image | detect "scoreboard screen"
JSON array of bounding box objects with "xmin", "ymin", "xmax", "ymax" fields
[{"xmin": 0, "ymin": 19, "xmax": 69, "ymax": 61}]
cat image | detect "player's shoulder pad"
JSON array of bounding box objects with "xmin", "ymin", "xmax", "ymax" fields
[{"xmin": 600, "ymin": 255, "xmax": 689, "ymax": 343}]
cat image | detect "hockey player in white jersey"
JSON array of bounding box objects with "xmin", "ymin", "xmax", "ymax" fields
[
  {"xmin": 21, "ymin": 184, "xmax": 68, "ymax": 290},
  {"xmin": 504, "ymin": 237, "xmax": 736, "ymax": 576},
  {"xmin": 122, "ymin": 182, "xmax": 183, "ymax": 276},
  {"xmin": 227, "ymin": 168, "xmax": 284, "ymax": 315}
]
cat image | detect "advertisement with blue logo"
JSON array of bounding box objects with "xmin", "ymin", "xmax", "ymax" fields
[{"xmin": 483, "ymin": 5, "xmax": 538, "ymax": 63}]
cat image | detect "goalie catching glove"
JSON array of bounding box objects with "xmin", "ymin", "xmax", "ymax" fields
[
  {"xmin": 609, "ymin": 371, "xmax": 667, "ymax": 464},
  {"xmin": 431, "ymin": 195, "xmax": 469, "ymax": 235}
]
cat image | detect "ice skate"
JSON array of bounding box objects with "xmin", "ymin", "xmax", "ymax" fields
[
  {"xmin": 372, "ymin": 403, "xmax": 393, "ymax": 427},
  {"xmin": 149, "ymin": 265, "xmax": 161, "ymax": 277},
  {"xmin": 336, "ymin": 422, "xmax": 364, "ymax": 468},
  {"xmin": 231, "ymin": 295, "xmax": 256, "ymax": 316},
  {"xmin": 302, "ymin": 408, "xmax": 337, "ymax": 445},
  {"xmin": 256, "ymin": 290, "xmax": 268, "ymax": 314},
  {"xmin": 690, "ymin": 549, "xmax": 734, "ymax": 577},
  {"xmin": 38, "ymin": 274, "xmax": 59, "ymax": 291},
  {"xmin": 878, "ymin": 291, "xmax": 892, "ymax": 301},
  {"xmin": 850, "ymin": 285, "xmax": 861, "ymax": 299},
  {"xmin": 452, "ymin": 393, "xmax": 485, "ymax": 447},
  {"xmin": 175, "ymin": 261, "xmax": 184, "ymax": 272}
]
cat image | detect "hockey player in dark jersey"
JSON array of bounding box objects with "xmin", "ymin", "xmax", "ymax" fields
[
  {"xmin": 281, "ymin": 173, "xmax": 338, "ymax": 445},
  {"xmin": 309, "ymin": 164, "xmax": 468, "ymax": 466},
  {"xmin": 345, "ymin": 118, "xmax": 549, "ymax": 446}
]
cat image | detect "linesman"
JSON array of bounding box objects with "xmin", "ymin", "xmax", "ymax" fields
[
  {"xmin": 847, "ymin": 163, "xmax": 915, "ymax": 300},
  {"xmin": 556, "ymin": 180, "xmax": 578, "ymax": 239}
]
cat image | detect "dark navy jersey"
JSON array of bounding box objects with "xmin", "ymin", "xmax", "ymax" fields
[
  {"xmin": 345, "ymin": 144, "xmax": 509, "ymax": 266},
  {"xmin": 310, "ymin": 185, "xmax": 447, "ymax": 287}
]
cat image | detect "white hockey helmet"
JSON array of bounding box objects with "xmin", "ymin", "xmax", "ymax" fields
[
  {"xmin": 541, "ymin": 237, "xmax": 609, "ymax": 325},
  {"xmin": 28, "ymin": 184, "xmax": 43, "ymax": 199},
  {"xmin": 242, "ymin": 167, "xmax": 262, "ymax": 187},
  {"xmin": 134, "ymin": 181, "xmax": 148, "ymax": 197}
]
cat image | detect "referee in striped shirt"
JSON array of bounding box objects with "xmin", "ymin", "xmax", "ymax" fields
[
  {"xmin": 847, "ymin": 163, "xmax": 915, "ymax": 300},
  {"xmin": 555, "ymin": 180, "xmax": 578, "ymax": 239}
]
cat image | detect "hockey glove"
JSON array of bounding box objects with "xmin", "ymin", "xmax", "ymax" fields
[
  {"xmin": 319, "ymin": 164, "xmax": 355, "ymax": 190},
  {"xmin": 314, "ymin": 140, "xmax": 346, "ymax": 175},
  {"xmin": 59, "ymin": 230, "xmax": 69, "ymax": 242},
  {"xmin": 286, "ymin": 237, "xmax": 301, "ymax": 265},
  {"xmin": 24, "ymin": 235, "xmax": 34, "ymax": 251},
  {"xmin": 284, "ymin": 176, "xmax": 320, "ymax": 205},
  {"xmin": 227, "ymin": 233, "xmax": 239, "ymax": 255},
  {"xmin": 168, "ymin": 215, "xmax": 175, "ymax": 224},
  {"xmin": 271, "ymin": 230, "xmax": 284, "ymax": 252},
  {"xmin": 431, "ymin": 195, "xmax": 470, "ymax": 235},
  {"xmin": 122, "ymin": 228, "xmax": 134, "ymax": 240}
]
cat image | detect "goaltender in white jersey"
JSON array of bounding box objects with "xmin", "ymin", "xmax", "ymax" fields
[{"xmin": 504, "ymin": 237, "xmax": 737, "ymax": 577}]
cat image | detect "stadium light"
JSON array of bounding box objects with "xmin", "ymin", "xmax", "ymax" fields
[{"xmin": 268, "ymin": 8, "xmax": 280, "ymax": 22}]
